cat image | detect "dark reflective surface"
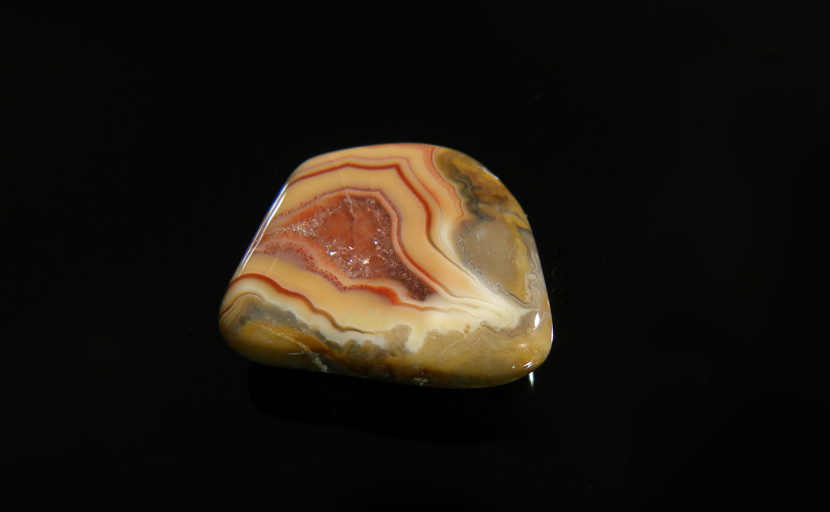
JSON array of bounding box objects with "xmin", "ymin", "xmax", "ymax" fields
[
  {"xmin": 6, "ymin": 2, "xmax": 827, "ymax": 509},
  {"xmin": 248, "ymin": 363, "xmax": 535, "ymax": 444}
]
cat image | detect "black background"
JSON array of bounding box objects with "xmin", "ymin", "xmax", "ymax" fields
[{"xmin": 3, "ymin": 1, "xmax": 828, "ymax": 508}]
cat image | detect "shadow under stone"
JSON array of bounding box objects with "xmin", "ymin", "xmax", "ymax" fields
[{"xmin": 247, "ymin": 362, "xmax": 536, "ymax": 444}]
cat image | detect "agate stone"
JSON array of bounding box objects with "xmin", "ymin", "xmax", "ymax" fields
[{"xmin": 219, "ymin": 144, "xmax": 552, "ymax": 387}]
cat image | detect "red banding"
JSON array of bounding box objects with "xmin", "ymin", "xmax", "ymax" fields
[{"xmin": 281, "ymin": 161, "xmax": 443, "ymax": 295}]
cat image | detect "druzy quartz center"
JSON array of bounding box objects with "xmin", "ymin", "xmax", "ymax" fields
[{"xmin": 219, "ymin": 143, "xmax": 552, "ymax": 387}]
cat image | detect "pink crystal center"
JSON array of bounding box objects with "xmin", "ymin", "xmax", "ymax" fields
[{"xmin": 260, "ymin": 193, "xmax": 434, "ymax": 301}]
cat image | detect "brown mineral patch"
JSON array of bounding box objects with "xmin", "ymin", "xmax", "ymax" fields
[
  {"xmin": 434, "ymin": 147, "xmax": 530, "ymax": 231},
  {"xmin": 227, "ymin": 320, "xmax": 331, "ymax": 371},
  {"xmin": 404, "ymin": 314, "xmax": 552, "ymax": 387},
  {"xmin": 227, "ymin": 310, "xmax": 552, "ymax": 388}
]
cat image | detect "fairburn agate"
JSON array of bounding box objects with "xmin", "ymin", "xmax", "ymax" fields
[{"xmin": 219, "ymin": 144, "xmax": 552, "ymax": 387}]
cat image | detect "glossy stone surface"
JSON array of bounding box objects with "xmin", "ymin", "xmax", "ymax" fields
[{"xmin": 219, "ymin": 144, "xmax": 552, "ymax": 387}]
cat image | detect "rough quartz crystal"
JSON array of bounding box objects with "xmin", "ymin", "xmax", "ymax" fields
[{"xmin": 219, "ymin": 144, "xmax": 552, "ymax": 387}]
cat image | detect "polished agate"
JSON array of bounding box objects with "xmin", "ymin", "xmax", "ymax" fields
[{"xmin": 219, "ymin": 144, "xmax": 552, "ymax": 387}]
